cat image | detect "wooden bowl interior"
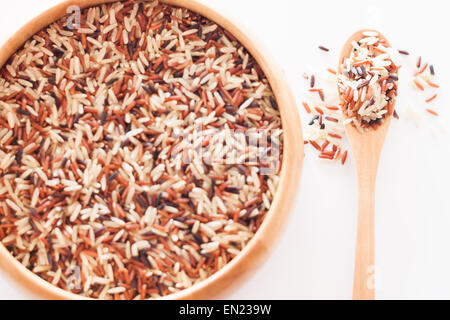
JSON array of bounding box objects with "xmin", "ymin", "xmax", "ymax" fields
[{"xmin": 0, "ymin": 0, "xmax": 303, "ymax": 300}]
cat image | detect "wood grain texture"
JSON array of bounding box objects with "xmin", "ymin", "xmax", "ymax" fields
[
  {"xmin": 0, "ymin": 0, "xmax": 303, "ymax": 300},
  {"xmin": 338, "ymin": 29, "xmax": 393, "ymax": 300}
]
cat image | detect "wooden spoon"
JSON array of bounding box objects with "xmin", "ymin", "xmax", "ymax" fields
[{"xmin": 338, "ymin": 29, "xmax": 394, "ymax": 300}]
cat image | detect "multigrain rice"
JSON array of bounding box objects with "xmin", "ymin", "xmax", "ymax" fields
[
  {"xmin": 338, "ymin": 32, "xmax": 400, "ymax": 130},
  {"xmin": 302, "ymin": 70, "xmax": 348, "ymax": 165},
  {"xmin": 0, "ymin": 0, "xmax": 283, "ymax": 299},
  {"xmin": 304, "ymin": 36, "xmax": 443, "ymax": 164}
]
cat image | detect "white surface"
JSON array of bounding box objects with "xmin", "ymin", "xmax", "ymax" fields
[{"xmin": 0, "ymin": 0, "xmax": 449, "ymax": 300}]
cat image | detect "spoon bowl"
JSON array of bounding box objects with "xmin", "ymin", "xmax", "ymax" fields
[
  {"xmin": 339, "ymin": 29, "xmax": 393, "ymax": 138},
  {"xmin": 338, "ymin": 29, "xmax": 396, "ymax": 300}
]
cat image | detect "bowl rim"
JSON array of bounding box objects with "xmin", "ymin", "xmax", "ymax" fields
[{"xmin": 0, "ymin": 0, "xmax": 303, "ymax": 300}]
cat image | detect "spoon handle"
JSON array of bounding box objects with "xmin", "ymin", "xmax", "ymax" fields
[{"xmin": 353, "ymin": 169, "xmax": 376, "ymax": 300}]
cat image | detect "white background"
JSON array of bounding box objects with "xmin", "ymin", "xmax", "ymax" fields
[{"xmin": 0, "ymin": 0, "xmax": 449, "ymax": 300}]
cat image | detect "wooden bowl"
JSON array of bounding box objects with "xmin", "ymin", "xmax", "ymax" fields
[{"xmin": 0, "ymin": 0, "xmax": 303, "ymax": 300}]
